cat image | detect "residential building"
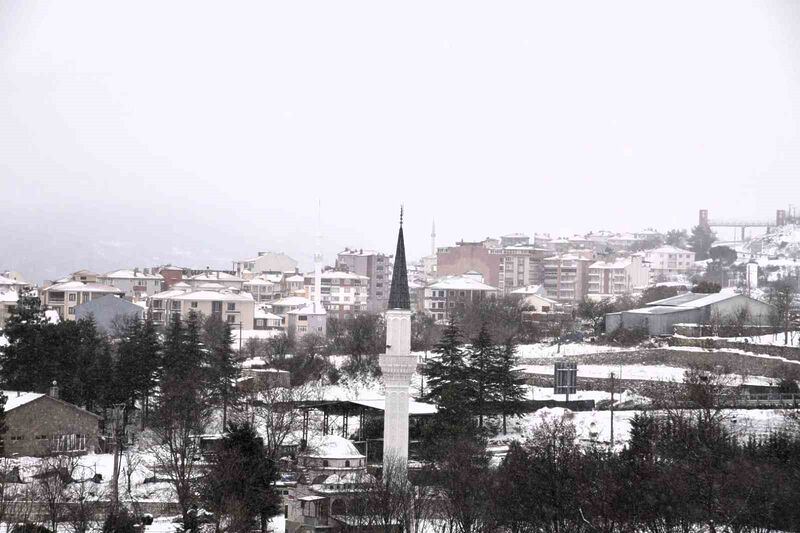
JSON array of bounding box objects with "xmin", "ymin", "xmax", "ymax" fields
[
  {"xmin": 243, "ymin": 276, "xmax": 283, "ymax": 303},
  {"xmin": 148, "ymin": 286, "xmax": 255, "ymax": 328},
  {"xmin": 254, "ymin": 306, "xmax": 284, "ymax": 330},
  {"xmin": 645, "ymin": 246, "xmax": 696, "ymax": 281},
  {"xmin": 335, "ymin": 248, "xmax": 393, "ymax": 312},
  {"xmin": 587, "ymin": 254, "xmax": 651, "ymax": 300},
  {"xmin": 0, "ymin": 272, "xmax": 27, "ymax": 290},
  {"xmin": 436, "ymin": 240, "xmax": 502, "ymax": 287},
  {"xmin": 188, "ymin": 271, "xmax": 245, "ymax": 291},
  {"xmin": 303, "ymin": 271, "xmax": 369, "ymax": 320},
  {"xmin": 41, "ymin": 276, "xmax": 124, "ymax": 321},
  {"xmin": 234, "ymin": 252, "xmax": 298, "ymax": 275},
  {"xmin": 521, "ymin": 293, "xmax": 560, "ymax": 313},
  {"xmin": 0, "ymin": 289, "xmax": 18, "ymax": 330},
  {"xmin": 157, "ymin": 266, "xmax": 185, "ymax": 289},
  {"xmin": 500, "ymin": 233, "xmax": 530, "ymax": 247},
  {"xmin": 287, "ymin": 305, "xmax": 327, "ymax": 337},
  {"xmin": 98, "ymin": 269, "xmax": 164, "ymax": 299},
  {"xmin": 491, "ymin": 244, "xmax": 549, "ymax": 294},
  {"xmin": 282, "ymin": 273, "xmax": 305, "ymax": 296},
  {"xmin": 74, "ymin": 295, "xmax": 145, "ymax": 334},
  {"xmin": 271, "ymin": 296, "xmax": 314, "ymax": 317},
  {"xmin": 542, "ymin": 254, "xmax": 593, "ymax": 304},
  {"xmin": 424, "ymin": 273, "xmax": 498, "ymax": 322},
  {"xmin": 605, "ymin": 291, "xmax": 775, "ymax": 336},
  {"xmin": 3, "ymin": 387, "xmax": 101, "ymax": 457}
]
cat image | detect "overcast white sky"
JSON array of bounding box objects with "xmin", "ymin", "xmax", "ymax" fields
[{"xmin": 1, "ymin": 1, "xmax": 799, "ymax": 282}]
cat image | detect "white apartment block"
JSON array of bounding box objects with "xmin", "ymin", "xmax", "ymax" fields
[
  {"xmin": 335, "ymin": 249, "xmax": 392, "ymax": 312},
  {"xmin": 424, "ymin": 273, "xmax": 498, "ymax": 323},
  {"xmin": 587, "ymin": 254, "xmax": 651, "ymax": 300},
  {"xmin": 492, "ymin": 245, "xmax": 548, "ymax": 294},
  {"xmin": 234, "ymin": 252, "xmax": 299, "ymax": 275},
  {"xmin": 41, "ymin": 280, "xmax": 124, "ymax": 320},
  {"xmin": 242, "ymin": 276, "xmax": 283, "ymax": 303},
  {"xmin": 644, "ymin": 246, "xmax": 696, "ymax": 281},
  {"xmin": 302, "ymin": 271, "xmax": 369, "ymax": 319},
  {"xmin": 148, "ymin": 287, "xmax": 255, "ymax": 329},
  {"xmin": 99, "ymin": 269, "xmax": 164, "ymax": 300},
  {"xmin": 188, "ymin": 272, "xmax": 245, "ymax": 291}
]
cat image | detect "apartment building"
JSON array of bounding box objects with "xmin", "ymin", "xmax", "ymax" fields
[
  {"xmin": 282, "ymin": 273, "xmax": 305, "ymax": 296},
  {"xmin": 188, "ymin": 271, "xmax": 245, "ymax": 291},
  {"xmin": 424, "ymin": 273, "xmax": 498, "ymax": 322},
  {"xmin": 99, "ymin": 269, "xmax": 164, "ymax": 299},
  {"xmin": 41, "ymin": 279, "xmax": 124, "ymax": 320},
  {"xmin": 234, "ymin": 252, "xmax": 298, "ymax": 275},
  {"xmin": 437, "ymin": 240, "xmax": 502, "ymax": 287},
  {"xmin": 644, "ymin": 246, "xmax": 696, "ymax": 281},
  {"xmin": 335, "ymin": 248, "xmax": 393, "ymax": 312},
  {"xmin": 243, "ymin": 276, "xmax": 283, "ymax": 303},
  {"xmin": 302, "ymin": 271, "xmax": 369, "ymax": 320},
  {"xmin": 542, "ymin": 253, "xmax": 593, "ymax": 304},
  {"xmin": 587, "ymin": 254, "xmax": 651, "ymax": 300},
  {"xmin": 491, "ymin": 244, "xmax": 549, "ymax": 295},
  {"xmin": 0, "ymin": 289, "xmax": 18, "ymax": 330},
  {"xmin": 148, "ymin": 286, "xmax": 255, "ymax": 328}
]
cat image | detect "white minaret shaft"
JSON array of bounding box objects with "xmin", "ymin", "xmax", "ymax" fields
[
  {"xmin": 431, "ymin": 219, "xmax": 436, "ymax": 256},
  {"xmin": 314, "ymin": 201, "xmax": 322, "ymax": 312}
]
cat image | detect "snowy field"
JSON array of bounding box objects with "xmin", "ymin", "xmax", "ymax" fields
[
  {"xmin": 516, "ymin": 363, "xmax": 773, "ymax": 386},
  {"xmin": 516, "ymin": 342, "xmax": 638, "ymax": 359}
]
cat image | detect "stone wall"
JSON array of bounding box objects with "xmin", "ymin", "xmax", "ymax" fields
[
  {"xmin": 4, "ymin": 396, "xmax": 100, "ymax": 457},
  {"xmin": 669, "ymin": 336, "xmax": 800, "ymax": 362}
]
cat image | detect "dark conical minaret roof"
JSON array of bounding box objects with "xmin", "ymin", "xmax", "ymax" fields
[{"xmin": 388, "ymin": 207, "xmax": 410, "ymax": 310}]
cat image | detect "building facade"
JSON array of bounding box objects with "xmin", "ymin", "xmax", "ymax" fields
[
  {"xmin": 335, "ymin": 249, "xmax": 393, "ymax": 312},
  {"xmin": 436, "ymin": 240, "xmax": 502, "ymax": 287},
  {"xmin": 234, "ymin": 252, "xmax": 299, "ymax": 275},
  {"xmin": 41, "ymin": 277, "xmax": 125, "ymax": 321},
  {"xmin": 423, "ymin": 273, "xmax": 499, "ymax": 322},
  {"xmin": 587, "ymin": 254, "xmax": 651, "ymax": 300},
  {"xmin": 148, "ymin": 287, "xmax": 255, "ymax": 328},
  {"xmin": 303, "ymin": 271, "xmax": 369, "ymax": 320},
  {"xmin": 98, "ymin": 269, "xmax": 164, "ymax": 299},
  {"xmin": 542, "ymin": 254, "xmax": 593, "ymax": 304},
  {"xmin": 645, "ymin": 246, "xmax": 696, "ymax": 281}
]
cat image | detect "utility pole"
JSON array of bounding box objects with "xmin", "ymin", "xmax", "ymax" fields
[
  {"xmin": 609, "ymin": 372, "xmax": 615, "ymax": 450},
  {"xmin": 111, "ymin": 403, "xmax": 125, "ymax": 511}
]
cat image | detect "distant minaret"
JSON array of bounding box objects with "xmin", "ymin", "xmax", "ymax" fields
[
  {"xmin": 431, "ymin": 219, "xmax": 436, "ymax": 257},
  {"xmin": 314, "ymin": 201, "xmax": 323, "ymax": 312},
  {"xmin": 379, "ymin": 207, "xmax": 415, "ymax": 478}
]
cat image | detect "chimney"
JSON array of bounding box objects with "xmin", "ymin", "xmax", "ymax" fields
[
  {"xmin": 49, "ymin": 380, "xmax": 59, "ymax": 400},
  {"xmin": 134, "ymin": 267, "xmax": 139, "ymax": 275}
]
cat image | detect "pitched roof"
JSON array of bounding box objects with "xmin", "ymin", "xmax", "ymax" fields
[
  {"xmin": 427, "ymin": 275, "xmax": 498, "ymax": 292},
  {"xmin": 102, "ymin": 269, "xmax": 163, "ymax": 280},
  {"xmin": 388, "ymin": 216, "xmax": 411, "ymax": 310},
  {"xmin": 43, "ymin": 281, "xmax": 123, "ymax": 294}
]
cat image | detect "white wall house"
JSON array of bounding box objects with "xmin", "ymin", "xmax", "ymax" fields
[{"xmin": 99, "ymin": 269, "xmax": 164, "ymax": 300}]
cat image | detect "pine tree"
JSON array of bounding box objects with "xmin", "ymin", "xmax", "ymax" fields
[
  {"xmin": 493, "ymin": 337, "xmax": 526, "ymax": 434},
  {"xmin": 688, "ymin": 224, "xmax": 717, "ymax": 260},
  {"xmin": 203, "ymin": 316, "xmax": 238, "ymax": 429},
  {"xmin": 0, "ymin": 392, "xmax": 7, "ymax": 456},
  {"xmin": 465, "ymin": 324, "xmax": 498, "ymax": 427},
  {"xmin": 421, "ymin": 318, "xmax": 469, "ymax": 409},
  {"xmin": 0, "ymin": 289, "xmax": 49, "ymax": 391},
  {"xmin": 201, "ymin": 421, "xmax": 281, "ymax": 533}
]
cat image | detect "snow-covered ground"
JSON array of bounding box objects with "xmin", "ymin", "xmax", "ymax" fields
[
  {"xmin": 516, "ymin": 363, "xmax": 773, "ymax": 386},
  {"xmin": 496, "ymin": 407, "xmax": 793, "ymax": 451},
  {"xmin": 516, "ymin": 343, "xmax": 637, "ymax": 359}
]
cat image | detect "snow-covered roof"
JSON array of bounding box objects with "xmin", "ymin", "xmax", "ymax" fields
[
  {"xmin": 2, "ymin": 391, "xmax": 44, "ymax": 411},
  {"xmin": 347, "ymin": 398, "xmax": 438, "ymax": 416},
  {"xmin": 196, "ymin": 282, "xmax": 226, "ymax": 290},
  {"xmin": 0, "ymin": 290, "xmax": 19, "ymax": 303},
  {"xmin": 646, "ymin": 245, "xmax": 693, "ymax": 255},
  {"xmin": 288, "ymin": 304, "xmax": 326, "ymax": 316},
  {"xmin": 589, "ymin": 258, "xmax": 633, "ymax": 269},
  {"xmin": 189, "ymin": 272, "xmax": 244, "ymax": 282},
  {"xmin": 0, "ymin": 275, "xmax": 25, "ymax": 287},
  {"xmin": 272, "ymin": 296, "xmax": 312, "ymax": 307},
  {"xmin": 172, "ymin": 290, "xmax": 254, "ymax": 302},
  {"xmin": 302, "ymin": 435, "xmax": 365, "ymax": 460},
  {"xmin": 646, "ymin": 291, "xmax": 766, "ymax": 309},
  {"xmin": 285, "ymin": 274, "xmax": 304, "ymax": 282},
  {"xmin": 102, "ymin": 269, "xmax": 163, "ymax": 280},
  {"xmin": 427, "ymin": 275, "xmax": 498, "ymax": 292},
  {"xmin": 511, "ymin": 285, "xmax": 545, "ymax": 295},
  {"xmin": 43, "ymin": 281, "xmax": 123, "ymax": 294},
  {"xmin": 255, "ymin": 308, "xmax": 282, "ymax": 320},
  {"xmin": 173, "ymin": 282, "xmax": 191, "ymax": 289},
  {"xmin": 309, "ymin": 271, "xmax": 370, "ymax": 281},
  {"xmin": 244, "ymin": 278, "xmax": 277, "ymax": 286}
]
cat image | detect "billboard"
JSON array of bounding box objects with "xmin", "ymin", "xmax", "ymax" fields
[{"xmin": 554, "ymin": 362, "xmax": 577, "ymax": 396}]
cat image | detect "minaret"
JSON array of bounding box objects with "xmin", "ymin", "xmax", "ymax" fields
[
  {"xmin": 431, "ymin": 219, "xmax": 436, "ymax": 257},
  {"xmin": 379, "ymin": 207, "xmax": 415, "ymax": 478},
  {"xmin": 314, "ymin": 201, "xmax": 323, "ymax": 312}
]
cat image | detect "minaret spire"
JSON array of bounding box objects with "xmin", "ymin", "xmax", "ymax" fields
[{"xmin": 388, "ymin": 206, "xmax": 410, "ymax": 310}]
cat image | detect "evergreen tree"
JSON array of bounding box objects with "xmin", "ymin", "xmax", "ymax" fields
[
  {"xmin": 493, "ymin": 337, "xmax": 526, "ymax": 434},
  {"xmin": 0, "ymin": 393, "xmax": 7, "ymax": 456},
  {"xmin": 688, "ymin": 224, "xmax": 717, "ymax": 260},
  {"xmin": 0, "ymin": 289, "xmax": 50, "ymax": 391},
  {"xmin": 465, "ymin": 324, "xmax": 499, "ymax": 427},
  {"xmin": 665, "ymin": 229, "xmax": 689, "ymax": 248},
  {"xmin": 421, "ymin": 318, "xmax": 469, "ymax": 408},
  {"xmin": 201, "ymin": 421, "xmax": 281, "ymax": 533},
  {"xmin": 203, "ymin": 316, "xmax": 238, "ymax": 429}
]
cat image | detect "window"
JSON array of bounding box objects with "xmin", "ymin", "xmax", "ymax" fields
[
  {"xmin": 256, "ymin": 319, "xmax": 264, "ymax": 327},
  {"xmin": 226, "ymin": 315, "xmax": 236, "ymax": 324},
  {"xmin": 345, "ymin": 460, "xmax": 350, "ymax": 467},
  {"xmin": 36, "ymin": 435, "xmax": 48, "ymax": 440},
  {"xmin": 52, "ymin": 434, "xmax": 86, "ymax": 452},
  {"xmin": 227, "ymin": 303, "xmax": 236, "ymax": 311},
  {"xmin": 171, "ymin": 301, "xmax": 181, "ymax": 310},
  {"xmin": 191, "ymin": 301, "xmax": 198, "ymax": 308},
  {"xmin": 9, "ymin": 436, "xmax": 24, "ymax": 442},
  {"xmin": 68, "ymin": 307, "xmax": 75, "ymax": 315},
  {"xmin": 68, "ymin": 294, "xmax": 76, "ymax": 302}
]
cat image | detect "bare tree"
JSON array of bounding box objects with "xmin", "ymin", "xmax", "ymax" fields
[
  {"xmin": 33, "ymin": 452, "xmax": 80, "ymax": 533},
  {"xmin": 247, "ymin": 382, "xmax": 314, "ymax": 460}
]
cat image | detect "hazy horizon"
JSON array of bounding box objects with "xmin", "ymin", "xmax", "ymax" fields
[{"xmin": 2, "ymin": 1, "xmax": 799, "ymax": 283}]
